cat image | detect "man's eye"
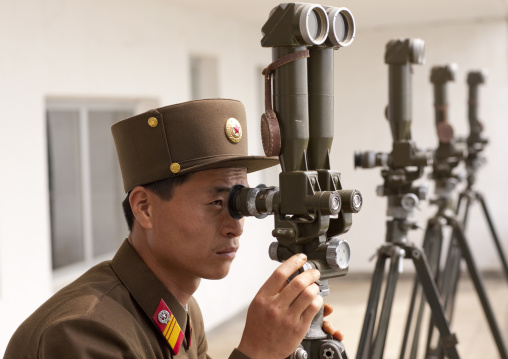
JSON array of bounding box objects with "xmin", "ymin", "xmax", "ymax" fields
[{"xmin": 211, "ymin": 200, "xmax": 223, "ymax": 207}]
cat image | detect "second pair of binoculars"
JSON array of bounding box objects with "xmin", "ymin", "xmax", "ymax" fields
[{"xmin": 354, "ymin": 39, "xmax": 432, "ymax": 172}]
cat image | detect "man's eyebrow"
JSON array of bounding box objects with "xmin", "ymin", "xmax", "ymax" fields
[{"xmin": 208, "ymin": 186, "xmax": 232, "ymax": 195}]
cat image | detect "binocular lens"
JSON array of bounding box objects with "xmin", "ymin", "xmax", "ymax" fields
[
  {"xmin": 308, "ymin": 9, "xmax": 323, "ymax": 41},
  {"xmin": 334, "ymin": 13, "xmax": 347, "ymax": 42},
  {"xmin": 298, "ymin": 4, "xmax": 328, "ymax": 45},
  {"xmin": 326, "ymin": 7, "xmax": 355, "ymax": 47}
]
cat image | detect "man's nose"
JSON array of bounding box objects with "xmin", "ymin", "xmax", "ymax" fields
[{"xmin": 223, "ymin": 213, "xmax": 244, "ymax": 238}]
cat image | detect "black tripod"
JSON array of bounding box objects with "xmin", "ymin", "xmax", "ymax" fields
[
  {"xmin": 455, "ymin": 166, "xmax": 508, "ymax": 281},
  {"xmin": 457, "ymin": 69, "xmax": 508, "ymax": 281},
  {"xmin": 357, "ymin": 209, "xmax": 460, "ymax": 359},
  {"xmin": 400, "ymin": 67, "xmax": 508, "ymax": 359},
  {"xmin": 424, "ymin": 71, "xmax": 508, "ymax": 359},
  {"xmin": 355, "ymin": 39, "xmax": 460, "ymax": 359},
  {"xmin": 401, "ymin": 184, "xmax": 508, "ymax": 359}
]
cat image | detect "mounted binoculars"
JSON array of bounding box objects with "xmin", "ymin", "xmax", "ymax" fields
[
  {"xmin": 228, "ymin": 4, "xmax": 361, "ymax": 358},
  {"xmin": 354, "ymin": 39, "xmax": 432, "ymax": 218},
  {"xmin": 465, "ymin": 70, "xmax": 489, "ymax": 175},
  {"xmin": 228, "ymin": 2, "xmax": 361, "ymax": 283},
  {"xmin": 428, "ymin": 64, "xmax": 466, "ymax": 198},
  {"xmin": 467, "ymin": 70, "xmax": 488, "ymax": 147}
]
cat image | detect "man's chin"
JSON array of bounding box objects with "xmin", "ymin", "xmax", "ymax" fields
[{"xmin": 204, "ymin": 264, "xmax": 232, "ymax": 280}]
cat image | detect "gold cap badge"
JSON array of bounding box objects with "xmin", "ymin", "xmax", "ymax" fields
[
  {"xmin": 225, "ymin": 118, "xmax": 242, "ymax": 143},
  {"xmin": 148, "ymin": 117, "xmax": 158, "ymax": 127},
  {"xmin": 170, "ymin": 163, "xmax": 181, "ymax": 173}
]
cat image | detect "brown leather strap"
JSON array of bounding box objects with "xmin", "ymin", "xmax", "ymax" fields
[
  {"xmin": 262, "ymin": 50, "xmax": 310, "ymax": 120},
  {"xmin": 261, "ymin": 113, "xmax": 281, "ymax": 157},
  {"xmin": 260, "ymin": 50, "xmax": 310, "ymax": 157},
  {"xmin": 436, "ymin": 121, "xmax": 454, "ymax": 143}
]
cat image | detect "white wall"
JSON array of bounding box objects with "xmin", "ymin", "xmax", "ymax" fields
[
  {"xmin": 0, "ymin": 0, "xmax": 278, "ymax": 352},
  {"xmin": 0, "ymin": 0, "xmax": 507, "ymax": 355}
]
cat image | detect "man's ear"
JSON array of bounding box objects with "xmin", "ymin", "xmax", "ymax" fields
[{"xmin": 129, "ymin": 187, "xmax": 153, "ymax": 230}]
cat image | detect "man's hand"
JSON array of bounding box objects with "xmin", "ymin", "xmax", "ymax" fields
[
  {"xmin": 237, "ymin": 254, "xmax": 323, "ymax": 359},
  {"xmin": 323, "ymin": 304, "xmax": 344, "ymax": 342}
]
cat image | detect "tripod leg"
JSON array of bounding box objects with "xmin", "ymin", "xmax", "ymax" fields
[
  {"xmin": 425, "ymin": 227, "xmax": 462, "ymax": 359},
  {"xmin": 371, "ymin": 247, "xmax": 405, "ymax": 359},
  {"xmin": 412, "ymin": 224, "xmax": 444, "ymax": 359},
  {"xmin": 455, "ymin": 192, "xmax": 465, "ymax": 216},
  {"xmin": 441, "ymin": 236, "xmax": 462, "ymax": 321},
  {"xmin": 477, "ymin": 192, "xmax": 508, "ymax": 281},
  {"xmin": 460, "ymin": 194, "xmax": 472, "ymax": 231},
  {"xmin": 400, "ymin": 222, "xmax": 432, "ymax": 359},
  {"xmin": 400, "ymin": 219, "xmax": 443, "ymax": 359},
  {"xmin": 399, "ymin": 275, "xmax": 418, "ymax": 359},
  {"xmin": 409, "ymin": 244, "xmax": 460, "ymax": 359},
  {"xmin": 449, "ymin": 217, "xmax": 508, "ymax": 359},
  {"xmin": 357, "ymin": 250, "xmax": 388, "ymax": 359}
]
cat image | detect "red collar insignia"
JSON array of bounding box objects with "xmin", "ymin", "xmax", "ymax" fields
[{"xmin": 152, "ymin": 299, "xmax": 185, "ymax": 354}]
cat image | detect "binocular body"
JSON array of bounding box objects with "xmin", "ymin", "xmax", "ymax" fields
[
  {"xmin": 229, "ymin": 3, "xmax": 361, "ymax": 282},
  {"xmin": 355, "ymin": 39, "xmax": 431, "ymax": 222}
]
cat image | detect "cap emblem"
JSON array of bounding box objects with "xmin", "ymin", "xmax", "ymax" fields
[{"xmin": 225, "ymin": 118, "xmax": 242, "ymax": 143}]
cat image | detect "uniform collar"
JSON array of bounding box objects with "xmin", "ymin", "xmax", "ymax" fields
[{"xmin": 112, "ymin": 239, "xmax": 191, "ymax": 351}]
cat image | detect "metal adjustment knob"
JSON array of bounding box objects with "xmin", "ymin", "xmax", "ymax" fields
[
  {"xmin": 417, "ymin": 184, "xmax": 428, "ymax": 200},
  {"xmin": 326, "ymin": 237, "xmax": 351, "ymax": 270},
  {"xmin": 291, "ymin": 346, "xmax": 308, "ymax": 359},
  {"xmin": 268, "ymin": 242, "xmax": 279, "ymax": 261},
  {"xmin": 339, "ymin": 190, "xmax": 363, "ymax": 213},
  {"xmin": 401, "ymin": 193, "xmax": 419, "ymax": 211}
]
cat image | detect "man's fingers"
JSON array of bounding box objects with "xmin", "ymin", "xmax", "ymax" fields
[
  {"xmin": 333, "ymin": 329, "xmax": 344, "ymax": 342},
  {"xmin": 300, "ymin": 293, "xmax": 324, "ymax": 325},
  {"xmin": 323, "ymin": 319, "xmax": 344, "ymax": 342},
  {"xmin": 323, "ymin": 303, "xmax": 334, "ymax": 317},
  {"xmin": 258, "ymin": 253, "xmax": 308, "ymax": 295},
  {"xmin": 280, "ymin": 268, "xmax": 320, "ymax": 308},
  {"xmin": 323, "ymin": 306, "xmax": 344, "ymax": 342},
  {"xmin": 287, "ymin": 282, "xmax": 320, "ymax": 315}
]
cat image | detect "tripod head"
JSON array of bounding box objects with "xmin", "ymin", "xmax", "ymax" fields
[
  {"xmin": 355, "ymin": 39, "xmax": 432, "ymax": 224},
  {"xmin": 428, "ymin": 64, "xmax": 465, "ymax": 199}
]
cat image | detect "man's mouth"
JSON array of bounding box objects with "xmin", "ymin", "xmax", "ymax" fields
[{"xmin": 216, "ymin": 247, "xmax": 238, "ymax": 259}]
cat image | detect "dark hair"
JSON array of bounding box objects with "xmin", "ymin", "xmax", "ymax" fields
[{"xmin": 122, "ymin": 174, "xmax": 192, "ymax": 231}]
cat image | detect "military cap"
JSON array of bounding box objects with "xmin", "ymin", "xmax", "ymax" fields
[{"xmin": 112, "ymin": 98, "xmax": 279, "ymax": 192}]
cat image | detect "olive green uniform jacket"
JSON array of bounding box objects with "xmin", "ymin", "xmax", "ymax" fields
[{"xmin": 5, "ymin": 240, "xmax": 249, "ymax": 359}]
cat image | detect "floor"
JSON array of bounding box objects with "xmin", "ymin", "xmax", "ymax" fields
[{"xmin": 206, "ymin": 273, "xmax": 508, "ymax": 358}]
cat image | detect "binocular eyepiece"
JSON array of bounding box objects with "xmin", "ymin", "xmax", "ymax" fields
[
  {"xmin": 385, "ymin": 38, "xmax": 425, "ymax": 65},
  {"xmin": 227, "ymin": 184, "xmax": 278, "ymax": 220},
  {"xmin": 354, "ymin": 151, "xmax": 390, "ymax": 169},
  {"xmin": 227, "ymin": 184, "xmax": 362, "ymax": 221},
  {"xmin": 467, "ymin": 70, "xmax": 487, "ymax": 86},
  {"xmin": 431, "ymin": 63, "xmax": 457, "ymax": 83},
  {"xmin": 262, "ymin": 3, "xmax": 355, "ymax": 48}
]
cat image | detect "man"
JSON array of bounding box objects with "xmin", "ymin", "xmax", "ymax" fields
[{"xmin": 5, "ymin": 99, "xmax": 341, "ymax": 358}]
